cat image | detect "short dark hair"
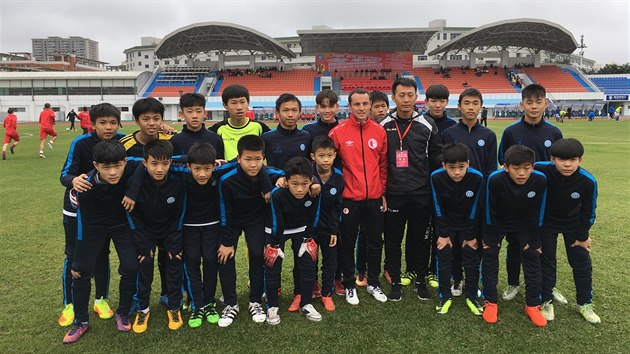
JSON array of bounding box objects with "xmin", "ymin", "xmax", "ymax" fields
[
  {"xmin": 504, "ymin": 145, "xmax": 535, "ymax": 166},
  {"xmin": 522, "ymin": 84, "xmax": 546, "ymax": 100},
  {"xmin": 458, "ymin": 88, "xmax": 483, "ymax": 104},
  {"xmin": 550, "ymin": 138, "xmax": 584, "ymax": 159},
  {"xmin": 179, "ymin": 93, "xmax": 206, "ymax": 110},
  {"xmin": 143, "ymin": 140, "xmax": 173, "ymax": 161},
  {"xmin": 311, "ymin": 135, "xmax": 336, "ymax": 153},
  {"xmin": 93, "ymin": 140, "xmax": 126, "ymax": 164},
  {"xmin": 132, "ymin": 97, "xmax": 164, "ymax": 120},
  {"xmin": 392, "ymin": 78, "xmax": 417, "ymax": 94},
  {"xmin": 90, "ymin": 103, "xmax": 121, "ymax": 124},
  {"xmin": 82, "ymin": 106, "xmax": 88, "ymax": 111},
  {"xmin": 237, "ymin": 135, "xmax": 264, "ymax": 156},
  {"xmin": 370, "ymin": 91, "xmax": 389, "ymax": 106},
  {"xmin": 425, "ymin": 84, "xmax": 450, "ymax": 100},
  {"xmin": 7, "ymin": 108, "xmax": 13, "ymax": 114},
  {"xmin": 275, "ymin": 93, "xmax": 302, "ymax": 112},
  {"xmin": 187, "ymin": 143, "xmax": 217, "ymax": 165},
  {"xmin": 348, "ymin": 88, "xmax": 370, "ymax": 104},
  {"xmin": 284, "ymin": 157, "xmax": 313, "ymax": 180},
  {"xmin": 222, "ymin": 84, "xmax": 250, "ymax": 104},
  {"xmin": 316, "ymin": 89, "xmax": 338, "ymax": 105},
  {"xmin": 442, "ymin": 143, "xmax": 469, "ymax": 164},
  {"xmin": 44, "ymin": 103, "xmax": 51, "ymax": 109}
]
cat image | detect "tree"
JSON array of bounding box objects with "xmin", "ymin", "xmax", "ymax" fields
[{"xmin": 594, "ymin": 63, "xmax": 630, "ymax": 74}]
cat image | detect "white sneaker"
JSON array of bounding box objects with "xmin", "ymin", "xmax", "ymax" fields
[
  {"xmin": 39, "ymin": 152, "xmax": 46, "ymax": 159},
  {"xmin": 502, "ymin": 285, "xmax": 520, "ymax": 300},
  {"xmin": 266, "ymin": 306, "xmax": 281, "ymax": 325},
  {"xmin": 218, "ymin": 294, "xmax": 224, "ymax": 304},
  {"xmin": 367, "ymin": 285, "xmax": 387, "ymax": 303},
  {"xmin": 345, "ymin": 288, "xmax": 359, "ymax": 305},
  {"xmin": 451, "ymin": 280, "xmax": 463, "ymax": 297},
  {"xmin": 48, "ymin": 140, "xmax": 54, "ymax": 150},
  {"xmin": 248, "ymin": 302, "xmax": 266, "ymax": 323},
  {"xmin": 577, "ymin": 303, "xmax": 601, "ymax": 324},
  {"xmin": 218, "ymin": 304, "xmax": 239, "ymax": 327},
  {"xmin": 300, "ymin": 304, "xmax": 322, "ymax": 322},
  {"xmin": 541, "ymin": 300, "xmax": 555, "ymax": 321},
  {"xmin": 552, "ymin": 287, "xmax": 568, "ymax": 304}
]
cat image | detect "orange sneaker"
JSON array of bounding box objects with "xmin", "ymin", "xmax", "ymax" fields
[
  {"xmin": 483, "ymin": 301, "xmax": 498, "ymax": 324},
  {"xmin": 288, "ymin": 295, "xmax": 301, "ymax": 312},
  {"xmin": 525, "ymin": 305, "xmax": 548, "ymax": 327},
  {"xmin": 321, "ymin": 296, "xmax": 336, "ymax": 311},
  {"xmin": 334, "ymin": 280, "xmax": 345, "ymax": 296},
  {"xmin": 355, "ymin": 273, "xmax": 368, "ymax": 287},
  {"xmin": 312, "ymin": 281, "xmax": 322, "ymax": 298}
]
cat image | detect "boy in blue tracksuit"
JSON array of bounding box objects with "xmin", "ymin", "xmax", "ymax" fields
[{"xmin": 170, "ymin": 93, "xmax": 224, "ymax": 158}]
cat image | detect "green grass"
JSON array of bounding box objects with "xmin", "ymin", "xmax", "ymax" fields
[{"xmin": 1, "ymin": 119, "xmax": 629, "ymax": 353}]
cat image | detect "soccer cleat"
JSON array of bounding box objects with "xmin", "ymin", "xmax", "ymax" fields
[
  {"xmin": 483, "ymin": 301, "xmax": 498, "ymax": 324},
  {"xmin": 400, "ymin": 271, "xmax": 416, "ymax": 286},
  {"xmin": 48, "ymin": 140, "xmax": 54, "ymax": 150},
  {"xmin": 451, "ymin": 280, "xmax": 463, "ymax": 297},
  {"xmin": 132, "ymin": 311, "xmax": 150, "ymax": 334},
  {"xmin": 312, "ymin": 281, "xmax": 322, "ymax": 298},
  {"xmin": 367, "ymin": 285, "xmax": 388, "ymax": 303},
  {"xmin": 10, "ymin": 145, "xmax": 15, "ymax": 154},
  {"xmin": 334, "ymin": 280, "xmax": 345, "ymax": 296},
  {"xmin": 93, "ymin": 298, "xmax": 114, "ymax": 319},
  {"xmin": 300, "ymin": 304, "xmax": 323, "ymax": 322},
  {"xmin": 203, "ymin": 303, "xmax": 220, "ymax": 324},
  {"xmin": 188, "ymin": 310, "xmax": 204, "ymax": 328},
  {"xmin": 321, "ymin": 296, "xmax": 336, "ymax": 311},
  {"xmin": 577, "ymin": 303, "xmax": 601, "ymax": 324},
  {"xmin": 345, "ymin": 288, "xmax": 360, "ymax": 305},
  {"xmin": 159, "ymin": 294, "xmax": 169, "ymax": 307},
  {"xmin": 167, "ymin": 309, "xmax": 183, "ymax": 330},
  {"xmin": 416, "ymin": 282, "xmax": 432, "ymax": 300},
  {"xmin": 502, "ymin": 285, "xmax": 520, "ymax": 300},
  {"xmin": 2, "ymin": 152, "xmax": 5, "ymax": 160},
  {"xmin": 115, "ymin": 314, "xmax": 131, "ymax": 332},
  {"xmin": 266, "ymin": 307, "xmax": 281, "ymax": 325},
  {"xmin": 249, "ymin": 302, "xmax": 266, "ymax": 323},
  {"xmin": 541, "ymin": 300, "xmax": 555, "ymax": 321},
  {"xmin": 182, "ymin": 297, "xmax": 192, "ymax": 312},
  {"xmin": 552, "ymin": 287, "xmax": 568, "ymax": 304},
  {"xmin": 39, "ymin": 152, "xmax": 46, "ymax": 159},
  {"xmin": 388, "ymin": 284, "xmax": 402, "ymax": 302},
  {"xmin": 426, "ymin": 274, "xmax": 439, "ymax": 289},
  {"xmin": 218, "ymin": 304, "xmax": 239, "ymax": 327},
  {"xmin": 466, "ymin": 298, "xmax": 484, "ymax": 316},
  {"xmin": 384, "ymin": 270, "xmax": 392, "ymax": 285},
  {"xmin": 58, "ymin": 304, "xmax": 75, "ymax": 327},
  {"xmin": 525, "ymin": 305, "xmax": 547, "ymax": 327},
  {"xmin": 436, "ymin": 298, "xmax": 453, "ymax": 314},
  {"xmin": 288, "ymin": 295, "xmax": 302, "ymax": 312},
  {"xmin": 355, "ymin": 273, "xmax": 368, "ymax": 287},
  {"xmin": 63, "ymin": 322, "xmax": 89, "ymax": 344}
]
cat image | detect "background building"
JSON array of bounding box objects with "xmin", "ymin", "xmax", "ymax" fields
[{"xmin": 32, "ymin": 36, "xmax": 99, "ymax": 61}]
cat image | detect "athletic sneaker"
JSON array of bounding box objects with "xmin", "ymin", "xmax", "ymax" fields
[
  {"xmin": 115, "ymin": 314, "xmax": 131, "ymax": 331},
  {"xmin": 400, "ymin": 271, "xmax": 416, "ymax": 286},
  {"xmin": 63, "ymin": 322, "xmax": 89, "ymax": 344},
  {"xmin": 58, "ymin": 304, "xmax": 74, "ymax": 327},
  {"xmin": 39, "ymin": 152, "xmax": 46, "ymax": 159},
  {"xmin": 525, "ymin": 305, "xmax": 547, "ymax": 327},
  {"xmin": 388, "ymin": 284, "xmax": 402, "ymax": 302},
  {"xmin": 367, "ymin": 285, "xmax": 387, "ymax": 303},
  {"xmin": 249, "ymin": 302, "xmax": 266, "ymax": 323},
  {"xmin": 426, "ymin": 274, "xmax": 439, "ymax": 289},
  {"xmin": 436, "ymin": 298, "xmax": 452, "ymax": 314},
  {"xmin": 266, "ymin": 307, "xmax": 281, "ymax": 325},
  {"xmin": 334, "ymin": 280, "xmax": 345, "ymax": 296},
  {"xmin": 552, "ymin": 287, "xmax": 568, "ymax": 304},
  {"xmin": 321, "ymin": 296, "xmax": 336, "ymax": 311},
  {"xmin": 502, "ymin": 285, "xmax": 520, "ymax": 300},
  {"xmin": 483, "ymin": 301, "xmax": 498, "ymax": 324},
  {"xmin": 288, "ymin": 295, "xmax": 301, "ymax": 312},
  {"xmin": 167, "ymin": 309, "xmax": 183, "ymax": 330},
  {"xmin": 218, "ymin": 304, "xmax": 239, "ymax": 327},
  {"xmin": 300, "ymin": 304, "xmax": 322, "ymax": 322},
  {"xmin": 577, "ymin": 303, "xmax": 601, "ymax": 324},
  {"xmin": 345, "ymin": 288, "xmax": 360, "ymax": 305},
  {"xmin": 182, "ymin": 297, "xmax": 192, "ymax": 312},
  {"xmin": 133, "ymin": 311, "xmax": 150, "ymax": 333},
  {"xmin": 384, "ymin": 270, "xmax": 392, "ymax": 285},
  {"xmin": 466, "ymin": 298, "xmax": 484, "ymax": 316},
  {"xmin": 10, "ymin": 145, "xmax": 15, "ymax": 154},
  {"xmin": 416, "ymin": 282, "xmax": 432, "ymax": 300},
  {"xmin": 451, "ymin": 280, "xmax": 463, "ymax": 297},
  {"xmin": 189, "ymin": 310, "xmax": 203, "ymax": 328},
  {"xmin": 93, "ymin": 298, "xmax": 114, "ymax": 319},
  {"xmin": 312, "ymin": 281, "xmax": 322, "ymax": 298},
  {"xmin": 541, "ymin": 300, "xmax": 555, "ymax": 321},
  {"xmin": 159, "ymin": 294, "xmax": 169, "ymax": 307},
  {"xmin": 355, "ymin": 273, "xmax": 367, "ymax": 287},
  {"xmin": 203, "ymin": 303, "xmax": 220, "ymax": 324},
  {"xmin": 2, "ymin": 152, "xmax": 5, "ymax": 160},
  {"xmin": 48, "ymin": 140, "xmax": 54, "ymax": 150}
]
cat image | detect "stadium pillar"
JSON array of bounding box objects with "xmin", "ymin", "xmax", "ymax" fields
[
  {"xmin": 469, "ymin": 52, "xmax": 476, "ymax": 68},
  {"xmin": 249, "ymin": 55, "xmax": 255, "ymax": 69},
  {"xmin": 500, "ymin": 49, "xmax": 509, "ymax": 67},
  {"xmin": 217, "ymin": 53, "xmax": 225, "ymax": 70},
  {"xmin": 533, "ymin": 52, "xmax": 541, "ymax": 68}
]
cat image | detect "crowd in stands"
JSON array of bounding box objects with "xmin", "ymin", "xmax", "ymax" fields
[
  {"xmin": 215, "ymin": 66, "xmax": 282, "ymax": 80},
  {"xmin": 506, "ymin": 68, "xmax": 524, "ymax": 88}
]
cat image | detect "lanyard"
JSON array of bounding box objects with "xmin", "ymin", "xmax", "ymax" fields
[{"xmin": 394, "ymin": 119, "xmax": 413, "ymax": 150}]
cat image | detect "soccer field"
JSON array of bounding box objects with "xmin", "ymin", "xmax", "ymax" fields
[{"xmin": 0, "ymin": 119, "xmax": 628, "ymax": 353}]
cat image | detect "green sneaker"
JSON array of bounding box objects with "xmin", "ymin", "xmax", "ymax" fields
[
  {"xmin": 541, "ymin": 300, "xmax": 555, "ymax": 321},
  {"xmin": 552, "ymin": 287, "xmax": 568, "ymax": 304},
  {"xmin": 577, "ymin": 303, "xmax": 601, "ymax": 324},
  {"xmin": 466, "ymin": 298, "xmax": 484, "ymax": 316},
  {"xmin": 426, "ymin": 274, "xmax": 438, "ymax": 289},
  {"xmin": 93, "ymin": 298, "xmax": 114, "ymax": 319},
  {"xmin": 203, "ymin": 303, "xmax": 220, "ymax": 324},
  {"xmin": 436, "ymin": 298, "xmax": 452, "ymax": 314},
  {"xmin": 188, "ymin": 310, "xmax": 204, "ymax": 328},
  {"xmin": 400, "ymin": 271, "xmax": 416, "ymax": 286}
]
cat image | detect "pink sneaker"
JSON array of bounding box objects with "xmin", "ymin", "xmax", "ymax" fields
[
  {"xmin": 115, "ymin": 314, "xmax": 131, "ymax": 332},
  {"xmin": 63, "ymin": 322, "xmax": 89, "ymax": 344}
]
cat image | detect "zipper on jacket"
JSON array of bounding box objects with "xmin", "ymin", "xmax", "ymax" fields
[{"xmin": 359, "ymin": 122, "xmax": 369, "ymax": 201}]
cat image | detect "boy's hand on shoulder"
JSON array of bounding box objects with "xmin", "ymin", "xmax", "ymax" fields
[
  {"xmin": 436, "ymin": 236, "xmax": 452, "ymax": 250},
  {"xmin": 72, "ymin": 174, "xmax": 92, "ymax": 192},
  {"xmin": 217, "ymin": 245, "xmax": 235, "ymax": 264},
  {"xmin": 160, "ymin": 123, "xmax": 174, "ymax": 134},
  {"xmin": 215, "ymin": 159, "xmax": 227, "ymax": 167},
  {"xmin": 275, "ymin": 177, "xmax": 287, "ymax": 188},
  {"xmin": 121, "ymin": 196, "xmax": 136, "ymax": 212},
  {"xmin": 329, "ymin": 235, "xmax": 337, "ymax": 247},
  {"xmin": 309, "ymin": 183, "xmax": 321, "ymax": 197}
]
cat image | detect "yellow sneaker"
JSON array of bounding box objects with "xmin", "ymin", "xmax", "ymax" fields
[
  {"xmin": 167, "ymin": 309, "xmax": 183, "ymax": 330},
  {"xmin": 133, "ymin": 311, "xmax": 150, "ymax": 334},
  {"xmin": 93, "ymin": 297, "xmax": 114, "ymax": 319},
  {"xmin": 58, "ymin": 304, "xmax": 74, "ymax": 327}
]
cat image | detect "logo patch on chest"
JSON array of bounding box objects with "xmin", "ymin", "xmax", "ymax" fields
[
  {"xmin": 466, "ymin": 190, "xmax": 474, "ymax": 198},
  {"xmin": 477, "ymin": 139, "xmax": 485, "ymax": 147},
  {"xmin": 167, "ymin": 197, "xmax": 176, "ymax": 204},
  {"xmin": 330, "ymin": 187, "xmax": 337, "ymax": 195},
  {"xmin": 527, "ymin": 191, "xmax": 536, "ymax": 198},
  {"xmin": 571, "ymin": 192, "xmax": 580, "ymax": 199}
]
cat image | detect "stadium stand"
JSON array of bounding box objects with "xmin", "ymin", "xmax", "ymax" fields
[
  {"xmin": 214, "ymin": 68, "xmax": 316, "ymax": 96},
  {"xmin": 518, "ymin": 65, "xmax": 588, "ymax": 92},
  {"xmin": 145, "ymin": 68, "xmax": 208, "ymax": 97},
  {"xmin": 590, "ymin": 77, "xmax": 630, "ymax": 95},
  {"xmin": 413, "ymin": 67, "xmax": 517, "ymax": 94}
]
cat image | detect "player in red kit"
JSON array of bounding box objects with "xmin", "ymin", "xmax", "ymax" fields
[
  {"xmin": 39, "ymin": 103, "xmax": 58, "ymax": 158},
  {"xmin": 2, "ymin": 108, "xmax": 20, "ymax": 160}
]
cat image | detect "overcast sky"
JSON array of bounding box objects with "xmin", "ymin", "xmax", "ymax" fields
[{"xmin": 1, "ymin": 0, "xmax": 628, "ymax": 66}]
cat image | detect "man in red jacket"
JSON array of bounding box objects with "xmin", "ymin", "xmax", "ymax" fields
[
  {"xmin": 329, "ymin": 88, "xmax": 388, "ymax": 305},
  {"xmin": 39, "ymin": 103, "xmax": 58, "ymax": 158}
]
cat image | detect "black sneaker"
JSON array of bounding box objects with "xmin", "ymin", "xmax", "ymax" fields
[
  {"xmin": 388, "ymin": 284, "xmax": 402, "ymax": 302},
  {"xmin": 416, "ymin": 282, "xmax": 432, "ymax": 300}
]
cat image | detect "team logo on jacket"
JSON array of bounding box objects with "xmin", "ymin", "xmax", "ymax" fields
[
  {"xmin": 477, "ymin": 139, "xmax": 485, "ymax": 147},
  {"xmin": 368, "ymin": 138, "xmax": 378, "ymax": 149},
  {"xmin": 304, "ymin": 200, "xmax": 312, "ymax": 207},
  {"xmin": 571, "ymin": 192, "xmax": 580, "ymax": 199},
  {"xmin": 330, "ymin": 187, "xmax": 337, "ymax": 195},
  {"xmin": 466, "ymin": 190, "xmax": 474, "ymax": 197},
  {"xmin": 345, "ymin": 140, "xmax": 354, "ymax": 147},
  {"xmin": 343, "ymin": 208, "xmax": 349, "ymax": 215},
  {"xmin": 527, "ymin": 191, "xmax": 536, "ymax": 198},
  {"xmin": 167, "ymin": 197, "xmax": 176, "ymax": 204},
  {"xmin": 300, "ymin": 143, "xmax": 306, "ymax": 151},
  {"xmin": 544, "ymin": 140, "xmax": 552, "ymax": 147}
]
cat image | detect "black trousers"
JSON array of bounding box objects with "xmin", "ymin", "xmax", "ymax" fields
[
  {"xmin": 356, "ymin": 226, "xmax": 367, "ymax": 275},
  {"xmin": 506, "ymin": 234, "xmax": 522, "ymax": 286},
  {"xmin": 384, "ymin": 194, "xmax": 431, "ymax": 285},
  {"xmin": 316, "ymin": 234, "xmax": 338, "ymax": 297},
  {"xmin": 436, "ymin": 231, "xmax": 480, "ymax": 300},
  {"xmin": 482, "ymin": 231, "xmax": 542, "ymax": 306},
  {"xmin": 265, "ymin": 232, "xmax": 317, "ymax": 308},
  {"xmin": 183, "ymin": 224, "xmax": 219, "ymax": 312},
  {"xmin": 340, "ymin": 198, "xmax": 384, "ymax": 289},
  {"xmin": 541, "ymin": 231, "xmax": 593, "ymax": 305},
  {"xmin": 137, "ymin": 237, "xmax": 183, "ymax": 311},
  {"xmin": 72, "ymin": 224, "xmax": 137, "ymax": 323},
  {"xmin": 62, "ymin": 214, "xmax": 109, "ymax": 306}
]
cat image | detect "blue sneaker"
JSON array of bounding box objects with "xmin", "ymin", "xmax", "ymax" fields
[{"xmin": 159, "ymin": 294, "xmax": 169, "ymax": 307}]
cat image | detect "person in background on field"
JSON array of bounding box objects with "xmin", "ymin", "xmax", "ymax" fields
[
  {"xmin": 67, "ymin": 109, "xmax": 78, "ymax": 132},
  {"xmin": 39, "ymin": 103, "xmax": 58, "ymax": 158}
]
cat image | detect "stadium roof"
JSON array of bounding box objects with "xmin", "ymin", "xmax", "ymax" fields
[
  {"xmin": 297, "ymin": 28, "xmax": 438, "ymax": 54},
  {"xmin": 429, "ymin": 19, "xmax": 578, "ymax": 56},
  {"xmin": 155, "ymin": 22, "xmax": 296, "ymax": 59}
]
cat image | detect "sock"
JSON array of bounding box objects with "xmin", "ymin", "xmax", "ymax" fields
[
  {"xmin": 94, "ymin": 298, "xmax": 102, "ymax": 304},
  {"xmin": 141, "ymin": 307, "xmax": 150, "ymax": 314}
]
